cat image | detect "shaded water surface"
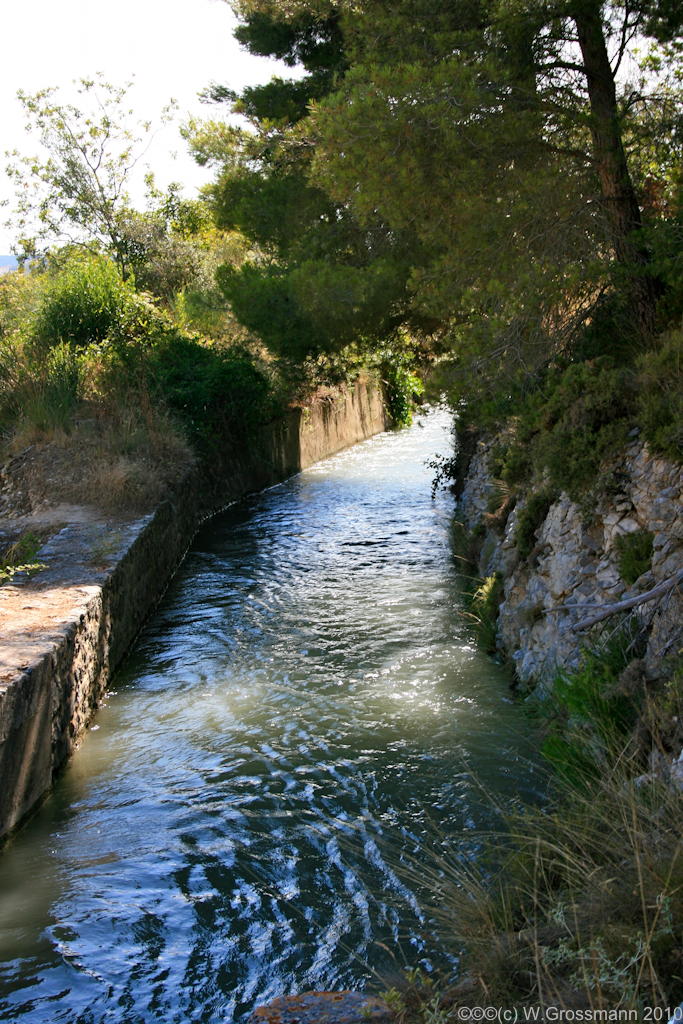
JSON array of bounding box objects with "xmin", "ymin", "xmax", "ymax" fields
[{"xmin": 0, "ymin": 409, "xmax": 540, "ymax": 1023}]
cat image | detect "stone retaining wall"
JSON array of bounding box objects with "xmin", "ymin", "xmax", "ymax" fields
[{"xmin": 0, "ymin": 380, "xmax": 387, "ymax": 840}]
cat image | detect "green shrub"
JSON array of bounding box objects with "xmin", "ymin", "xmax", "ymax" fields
[
  {"xmin": 1, "ymin": 258, "xmax": 273, "ymax": 459},
  {"xmin": 615, "ymin": 529, "xmax": 654, "ymax": 585},
  {"xmin": 636, "ymin": 329, "xmax": 683, "ymax": 462},
  {"xmin": 486, "ymin": 391, "xmax": 547, "ymax": 488},
  {"xmin": 515, "ymin": 490, "xmax": 555, "ymax": 559},
  {"xmin": 496, "ymin": 439, "xmax": 533, "ymax": 486},
  {"xmin": 381, "ymin": 351, "xmax": 424, "ymax": 427},
  {"xmin": 533, "ymin": 360, "xmax": 633, "ymax": 498},
  {"xmin": 465, "ymin": 354, "xmax": 651, "ymax": 501},
  {"xmin": 33, "ymin": 254, "xmax": 136, "ymax": 349},
  {"xmin": 477, "ymin": 360, "xmax": 635, "ymax": 500},
  {"xmin": 538, "ymin": 637, "xmax": 642, "ymax": 786},
  {"xmin": 0, "ymin": 337, "xmax": 21, "ymax": 415},
  {"xmin": 145, "ymin": 334, "xmax": 271, "ymax": 447}
]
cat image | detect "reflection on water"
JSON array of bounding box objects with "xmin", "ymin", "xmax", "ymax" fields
[{"xmin": 0, "ymin": 408, "xmax": 540, "ymax": 1023}]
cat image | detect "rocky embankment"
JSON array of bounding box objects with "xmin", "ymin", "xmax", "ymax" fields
[{"xmin": 458, "ymin": 434, "xmax": 683, "ymax": 685}]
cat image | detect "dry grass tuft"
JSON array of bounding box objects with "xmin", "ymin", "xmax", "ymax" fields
[
  {"xmin": 2, "ymin": 403, "xmax": 195, "ymax": 517},
  {"xmin": 382, "ymin": 749, "xmax": 683, "ymax": 1020}
]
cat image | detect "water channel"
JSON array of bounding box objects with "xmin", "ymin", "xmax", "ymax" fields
[{"xmin": 0, "ymin": 408, "xmax": 541, "ymax": 1024}]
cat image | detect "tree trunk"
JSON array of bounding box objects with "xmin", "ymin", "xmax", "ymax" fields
[{"xmin": 572, "ymin": 0, "xmax": 658, "ymax": 337}]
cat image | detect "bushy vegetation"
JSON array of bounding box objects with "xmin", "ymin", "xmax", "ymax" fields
[
  {"xmin": 536, "ymin": 635, "xmax": 644, "ymax": 785},
  {"xmin": 143, "ymin": 333, "xmax": 272, "ymax": 448},
  {"xmin": 534, "ymin": 362, "xmax": 634, "ymax": 497},
  {"xmin": 31, "ymin": 254, "xmax": 136, "ymax": 349},
  {"xmin": 615, "ymin": 529, "xmax": 655, "ymax": 585},
  {"xmin": 0, "ymin": 253, "xmax": 277, "ymax": 511},
  {"xmin": 635, "ymin": 328, "xmax": 683, "ymax": 461},
  {"xmin": 476, "ymin": 357, "xmax": 637, "ymax": 503},
  {"xmin": 380, "ymin": 344, "xmax": 425, "ymax": 427},
  {"xmin": 464, "ymin": 333, "xmax": 683, "ymax": 515},
  {"xmin": 515, "ymin": 490, "xmax": 556, "ymax": 559},
  {"xmin": 394, "ymin": 764, "xmax": 683, "ymax": 1018}
]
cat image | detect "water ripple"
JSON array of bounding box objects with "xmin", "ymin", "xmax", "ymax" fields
[{"xmin": 0, "ymin": 408, "xmax": 541, "ymax": 1024}]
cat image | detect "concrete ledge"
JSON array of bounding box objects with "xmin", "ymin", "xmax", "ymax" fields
[{"xmin": 0, "ymin": 380, "xmax": 386, "ymax": 839}]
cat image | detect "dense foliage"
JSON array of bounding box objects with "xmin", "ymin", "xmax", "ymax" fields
[
  {"xmin": 186, "ymin": 4, "xmax": 419, "ymax": 363},
  {"xmin": 182, "ymin": 0, "xmax": 682, "ymax": 479}
]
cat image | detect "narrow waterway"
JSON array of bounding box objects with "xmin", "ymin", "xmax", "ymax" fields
[{"xmin": 0, "ymin": 409, "xmax": 540, "ymax": 1024}]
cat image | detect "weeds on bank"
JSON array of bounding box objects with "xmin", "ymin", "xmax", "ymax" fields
[
  {"xmin": 447, "ymin": 566, "xmax": 504, "ymax": 656},
  {"xmin": 533, "ymin": 630, "xmax": 645, "ymax": 787},
  {"xmin": 0, "ymin": 255, "xmax": 276, "ymax": 513},
  {"xmin": 0, "ymin": 531, "xmax": 47, "ymax": 584},
  {"xmin": 446, "ymin": 516, "xmax": 505, "ymax": 655},
  {"xmin": 384, "ymin": 762, "xmax": 683, "ymax": 1019},
  {"xmin": 467, "ymin": 573, "xmax": 504, "ymax": 654}
]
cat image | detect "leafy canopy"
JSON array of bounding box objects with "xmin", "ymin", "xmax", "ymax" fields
[
  {"xmin": 187, "ymin": 1, "xmax": 418, "ymax": 361},
  {"xmin": 205, "ymin": 0, "xmax": 680, "ymax": 378}
]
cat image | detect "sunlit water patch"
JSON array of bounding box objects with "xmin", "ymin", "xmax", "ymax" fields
[{"xmin": 0, "ymin": 408, "xmax": 542, "ymax": 1023}]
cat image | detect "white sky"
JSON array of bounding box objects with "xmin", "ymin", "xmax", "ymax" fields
[{"xmin": 0, "ymin": 0, "xmax": 288, "ymax": 252}]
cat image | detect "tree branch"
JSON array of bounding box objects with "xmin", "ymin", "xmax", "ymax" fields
[{"xmin": 561, "ymin": 570, "xmax": 683, "ymax": 632}]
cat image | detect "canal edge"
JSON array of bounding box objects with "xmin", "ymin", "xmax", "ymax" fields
[{"xmin": 0, "ymin": 380, "xmax": 387, "ymax": 841}]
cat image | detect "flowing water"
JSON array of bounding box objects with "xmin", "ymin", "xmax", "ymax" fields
[{"xmin": 0, "ymin": 408, "xmax": 541, "ymax": 1024}]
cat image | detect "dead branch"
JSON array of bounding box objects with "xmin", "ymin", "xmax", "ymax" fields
[{"xmin": 568, "ymin": 570, "xmax": 683, "ymax": 632}]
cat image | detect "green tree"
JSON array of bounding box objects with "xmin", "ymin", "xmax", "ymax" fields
[
  {"xmin": 187, "ymin": 1, "xmax": 418, "ymax": 361},
  {"xmin": 312, "ymin": 0, "xmax": 680, "ymax": 341},
  {"xmin": 114, "ymin": 187, "xmax": 217, "ymax": 306},
  {"xmin": 5, "ymin": 76, "xmax": 174, "ymax": 279},
  {"xmin": 215, "ymin": 0, "xmax": 680, "ymax": 385}
]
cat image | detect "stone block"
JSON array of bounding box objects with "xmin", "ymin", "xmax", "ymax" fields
[{"xmin": 250, "ymin": 992, "xmax": 395, "ymax": 1024}]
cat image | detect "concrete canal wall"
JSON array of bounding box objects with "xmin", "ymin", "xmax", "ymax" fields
[{"xmin": 0, "ymin": 380, "xmax": 387, "ymax": 840}]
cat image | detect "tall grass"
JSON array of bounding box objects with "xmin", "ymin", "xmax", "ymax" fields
[
  {"xmin": 383, "ymin": 760, "xmax": 683, "ymax": 1019},
  {"xmin": 382, "ymin": 649, "xmax": 683, "ymax": 1020},
  {"xmin": 0, "ymin": 337, "xmax": 79, "ymax": 436}
]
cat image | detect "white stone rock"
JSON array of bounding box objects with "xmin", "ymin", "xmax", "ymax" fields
[
  {"xmin": 670, "ymin": 751, "xmax": 683, "ymax": 792},
  {"xmin": 596, "ymin": 566, "xmax": 621, "ymax": 589},
  {"xmin": 603, "ymin": 512, "xmax": 623, "ymax": 528},
  {"xmin": 612, "ymin": 517, "xmax": 641, "ymax": 535}
]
